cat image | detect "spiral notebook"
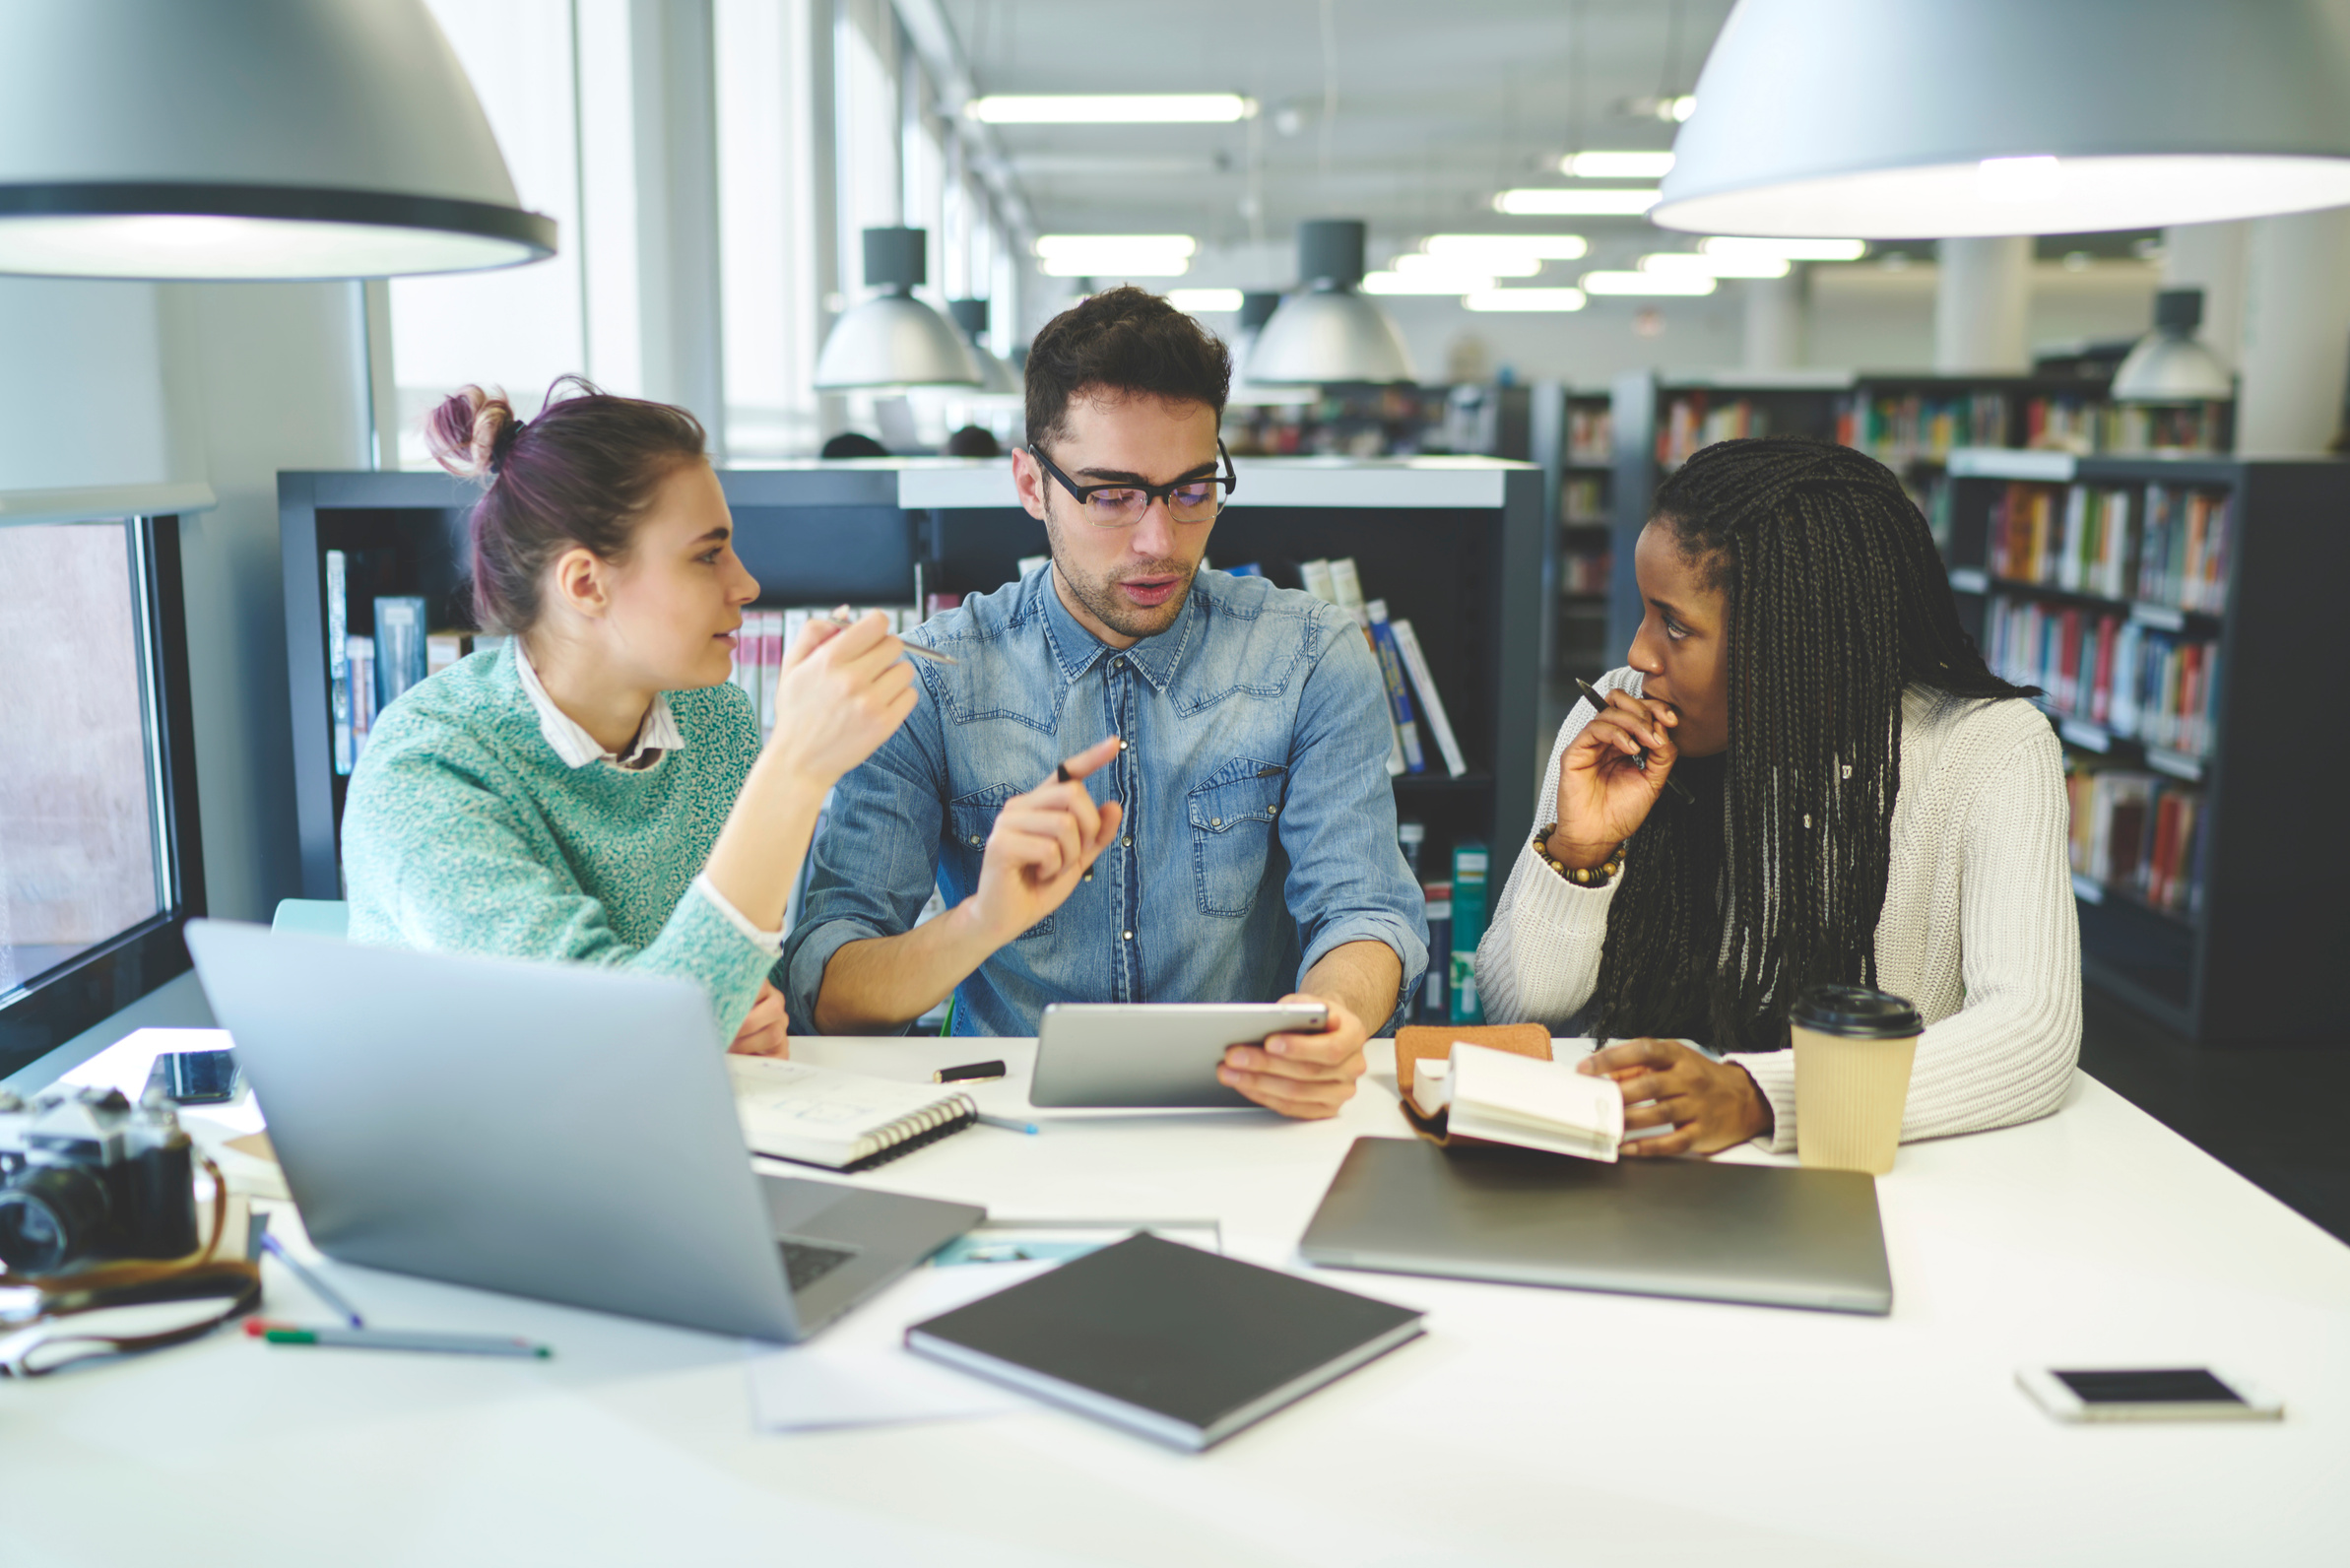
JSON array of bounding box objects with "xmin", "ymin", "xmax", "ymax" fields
[{"xmin": 726, "ymin": 1058, "xmax": 976, "ymax": 1171}]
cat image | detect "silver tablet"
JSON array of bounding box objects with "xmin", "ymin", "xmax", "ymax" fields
[{"xmin": 1030, "ymin": 1003, "xmax": 1333, "ymax": 1108}]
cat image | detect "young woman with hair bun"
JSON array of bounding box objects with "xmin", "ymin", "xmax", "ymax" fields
[{"xmin": 340, "ymin": 376, "xmax": 916, "ymax": 1055}]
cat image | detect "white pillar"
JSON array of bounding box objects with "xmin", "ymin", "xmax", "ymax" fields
[
  {"xmin": 2159, "ymin": 221, "xmax": 2250, "ymax": 369},
  {"xmin": 2236, "ymin": 207, "xmax": 2350, "ymax": 455},
  {"xmin": 1933, "ymin": 235, "xmax": 2031, "ymax": 373},
  {"xmin": 1742, "ymin": 272, "xmax": 1804, "ymax": 370}
]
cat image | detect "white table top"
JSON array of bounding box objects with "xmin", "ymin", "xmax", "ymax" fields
[{"xmin": 5, "ymin": 1032, "xmax": 2345, "ymax": 1568}]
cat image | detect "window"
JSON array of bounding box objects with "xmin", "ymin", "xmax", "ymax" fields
[{"xmin": 0, "ymin": 514, "xmax": 203, "ymax": 1079}]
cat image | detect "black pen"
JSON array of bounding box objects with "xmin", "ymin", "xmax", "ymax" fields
[
  {"xmin": 934, "ymin": 1060, "xmax": 1007, "ymax": 1082},
  {"xmin": 1575, "ymin": 677, "xmax": 1695, "ymax": 805}
]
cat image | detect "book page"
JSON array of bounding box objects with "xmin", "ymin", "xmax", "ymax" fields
[
  {"xmin": 727, "ymin": 1058, "xmax": 967, "ymax": 1165},
  {"xmin": 1448, "ymin": 1043, "xmax": 1623, "ymax": 1161}
]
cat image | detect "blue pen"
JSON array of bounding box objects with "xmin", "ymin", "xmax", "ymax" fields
[
  {"xmin": 261, "ymin": 1232, "xmax": 366, "ymax": 1328},
  {"xmin": 975, "ymin": 1112, "xmax": 1040, "ymax": 1136}
]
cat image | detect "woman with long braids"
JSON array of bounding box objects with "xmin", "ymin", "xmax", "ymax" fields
[{"xmin": 1477, "ymin": 435, "xmax": 2079, "ymax": 1156}]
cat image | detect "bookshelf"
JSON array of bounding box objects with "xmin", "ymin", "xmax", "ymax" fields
[
  {"xmin": 1531, "ymin": 383, "xmax": 1616, "ymax": 686},
  {"xmin": 278, "ymin": 460, "xmax": 1545, "ymax": 951},
  {"xmin": 1940, "ymin": 447, "xmax": 2350, "ymax": 1046}
]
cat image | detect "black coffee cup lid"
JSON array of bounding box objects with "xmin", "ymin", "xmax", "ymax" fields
[{"xmin": 1791, "ymin": 984, "xmax": 1921, "ymax": 1039}]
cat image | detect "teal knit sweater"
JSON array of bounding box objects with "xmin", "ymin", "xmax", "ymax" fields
[{"xmin": 341, "ymin": 643, "xmax": 777, "ymax": 1037}]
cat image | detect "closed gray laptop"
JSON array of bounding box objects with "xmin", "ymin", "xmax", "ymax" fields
[
  {"xmin": 1299, "ymin": 1136, "xmax": 1892, "ymax": 1316},
  {"xmin": 185, "ymin": 920, "xmax": 981, "ymax": 1342}
]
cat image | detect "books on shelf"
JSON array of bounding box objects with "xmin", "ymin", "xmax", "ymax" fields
[
  {"xmin": 1567, "ymin": 405, "xmax": 1612, "ymax": 465},
  {"xmin": 373, "ymin": 596, "xmax": 427, "ymax": 714},
  {"xmin": 727, "ymin": 607, "xmax": 921, "ymax": 745},
  {"xmin": 1836, "ymin": 390, "xmax": 2009, "ymax": 467},
  {"xmin": 1448, "ymin": 842, "xmax": 1488, "ymax": 1025},
  {"xmin": 326, "ymin": 550, "xmax": 353, "ymax": 776},
  {"xmin": 2064, "ymin": 757, "xmax": 2206, "ymax": 918},
  {"xmin": 1561, "ymin": 549, "xmax": 1611, "ymax": 595},
  {"xmin": 1987, "ymin": 596, "xmax": 2220, "ymax": 756},
  {"xmin": 1561, "ymin": 475, "xmax": 1607, "ymax": 524},
  {"xmin": 1988, "ymin": 482, "xmax": 2234, "ymax": 615},
  {"xmin": 1659, "ymin": 394, "xmax": 1767, "ymax": 470},
  {"xmin": 1364, "ymin": 600, "xmax": 1425, "ymax": 775},
  {"xmin": 1388, "ymin": 618, "xmax": 1469, "ymax": 777}
]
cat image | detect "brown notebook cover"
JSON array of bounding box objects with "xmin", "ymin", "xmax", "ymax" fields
[{"xmin": 1392, "ymin": 1023, "xmax": 1554, "ymax": 1145}]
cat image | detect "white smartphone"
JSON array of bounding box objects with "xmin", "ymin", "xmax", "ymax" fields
[{"xmin": 2016, "ymin": 1366, "xmax": 2282, "ymax": 1423}]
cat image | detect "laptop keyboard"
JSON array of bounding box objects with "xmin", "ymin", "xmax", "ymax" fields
[{"xmin": 780, "ymin": 1237, "xmax": 857, "ymax": 1292}]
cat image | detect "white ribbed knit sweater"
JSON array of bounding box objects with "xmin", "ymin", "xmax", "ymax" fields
[{"xmin": 1475, "ymin": 668, "xmax": 2081, "ymax": 1154}]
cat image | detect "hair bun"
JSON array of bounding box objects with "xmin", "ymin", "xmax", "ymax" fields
[{"xmin": 424, "ymin": 384, "xmax": 517, "ymax": 483}]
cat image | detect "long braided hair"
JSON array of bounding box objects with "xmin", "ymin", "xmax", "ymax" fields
[{"xmin": 1589, "ymin": 435, "xmax": 2035, "ymax": 1052}]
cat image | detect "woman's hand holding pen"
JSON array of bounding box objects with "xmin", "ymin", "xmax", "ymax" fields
[
  {"xmin": 968, "ymin": 738, "xmax": 1124, "ymax": 945},
  {"xmin": 1550, "ymin": 686, "xmax": 1681, "ymax": 869},
  {"xmin": 764, "ymin": 610, "xmax": 919, "ymax": 788}
]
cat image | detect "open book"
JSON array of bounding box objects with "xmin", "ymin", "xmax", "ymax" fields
[
  {"xmin": 727, "ymin": 1057, "xmax": 976, "ymax": 1171},
  {"xmin": 1408, "ymin": 1042, "xmax": 1624, "ymax": 1163}
]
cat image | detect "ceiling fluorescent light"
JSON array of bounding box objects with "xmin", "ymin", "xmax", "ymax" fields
[
  {"xmin": 1421, "ymin": 234, "xmax": 1590, "ymax": 263},
  {"xmin": 1167, "ymin": 288, "xmax": 1244, "ymax": 313},
  {"xmin": 1363, "ymin": 269, "xmax": 1494, "ymax": 295},
  {"xmin": 1653, "ymin": 0, "xmax": 2350, "ymax": 236},
  {"xmin": 1034, "ymin": 233, "xmax": 1196, "ymax": 278},
  {"xmin": 1396, "ymin": 250, "xmax": 1538, "ymax": 280},
  {"xmin": 1581, "ymin": 271, "xmax": 1717, "ymax": 296},
  {"xmin": 1561, "ymin": 152, "xmax": 1676, "ymax": 178},
  {"xmin": 1494, "ymin": 188, "xmax": 1662, "ymax": 217},
  {"xmin": 1465, "ymin": 288, "xmax": 1588, "ymax": 312},
  {"xmin": 1700, "ymin": 236, "xmax": 1867, "ymax": 262},
  {"xmin": 1643, "ymin": 251, "xmax": 1791, "ymax": 280},
  {"xmin": 968, "ymin": 94, "xmax": 1254, "ymax": 124}
]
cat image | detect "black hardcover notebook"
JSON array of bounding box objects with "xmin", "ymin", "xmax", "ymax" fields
[{"xmin": 904, "ymin": 1232, "xmax": 1424, "ymax": 1451}]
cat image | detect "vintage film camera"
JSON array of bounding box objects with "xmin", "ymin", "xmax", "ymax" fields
[{"xmin": 0, "ymin": 1085, "xmax": 199, "ymax": 1274}]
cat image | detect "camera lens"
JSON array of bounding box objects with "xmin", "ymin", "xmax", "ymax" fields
[{"xmin": 0, "ymin": 1165, "xmax": 110, "ymax": 1274}]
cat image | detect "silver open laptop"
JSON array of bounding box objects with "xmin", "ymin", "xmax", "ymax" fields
[
  {"xmin": 184, "ymin": 920, "xmax": 981, "ymax": 1342},
  {"xmin": 1299, "ymin": 1136, "xmax": 1892, "ymax": 1315}
]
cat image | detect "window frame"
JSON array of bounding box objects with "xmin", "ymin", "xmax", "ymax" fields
[{"xmin": 0, "ymin": 512, "xmax": 207, "ymax": 1080}]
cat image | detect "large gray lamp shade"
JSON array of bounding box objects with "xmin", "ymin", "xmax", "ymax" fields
[
  {"xmin": 1654, "ymin": 0, "xmax": 2350, "ymax": 237},
  {"xmin": 0, "ymin": 0, "xmax": 555, "ymax": 279},
  {"xmin": 2112, "ymin": 290, "xmax": 2234, "ymax": 403},
  {"xmin": 1246, "ymin": 220, "xmax": 1416, "ymax": 385},
  {"xmin": 947, "ymin": 298, "xmax": 1023, "ymax": 396},
  {"xmin": 815, "ymin": 229, "xmax": 981, "ymax": 390}
]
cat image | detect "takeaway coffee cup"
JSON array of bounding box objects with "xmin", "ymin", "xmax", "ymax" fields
[{"xmin": 1790, "ymin": 984, "xmax": 1922, "ymax": 1175}]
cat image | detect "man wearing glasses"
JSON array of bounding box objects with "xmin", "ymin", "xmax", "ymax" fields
[{"xmin": 783, "ymin": 288, "xmax": 1425, "ymax": 1118}]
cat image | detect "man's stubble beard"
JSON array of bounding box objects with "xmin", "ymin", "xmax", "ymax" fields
[{"xmin": 1041, "ymin": 500, "xmax": 1196, "ymax": 642}]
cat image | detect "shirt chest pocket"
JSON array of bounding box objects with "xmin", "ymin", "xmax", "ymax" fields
[
  {"xmin": 1188, "ymin": 758, "xmax": 1286, "ymax": 918},
  {"xmin": 947, "ymin": 782, "xmax": 1052, "ymax": 939}
]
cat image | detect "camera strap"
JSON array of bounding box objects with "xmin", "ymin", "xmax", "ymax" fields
[{"xmin": 0, "ymin": 1156, "xmax": 261, "ymax": 1378}]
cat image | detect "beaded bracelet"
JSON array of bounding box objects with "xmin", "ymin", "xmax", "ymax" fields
[{"xmin": 1533, "ymin": 826, "xmax": 1625, "ymax": 887}]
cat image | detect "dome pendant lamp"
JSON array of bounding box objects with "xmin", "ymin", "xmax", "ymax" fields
[
  {"xmin": 2112, "ymin": 290, "xmax": 2234, "ymax": 403},
  {"xmin": 815, "ymin": 228, "xmax": 982, "ymax": 390},
  {"xmin": 0, "ymin": 0, "xmax": 555, "ymax": 280},
  {"xmin": 1245, "ymin": 221, "xmax": 1417, "ymax": 385},
  {"xmin": 1653, "ymin": 0, "xmax": 2350, "ymax": 238},
  {"xmin": 947, "ymin": 298, "xmax": 1023, "ymax": 396}
]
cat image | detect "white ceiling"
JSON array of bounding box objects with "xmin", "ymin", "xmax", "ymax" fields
[{"xmin": 942, "ymin": 0, "xmax": 1737, "ymax": 252}]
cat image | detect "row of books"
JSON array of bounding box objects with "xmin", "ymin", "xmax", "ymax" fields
[
  {"xmin": 1988, "ymin": 483, "xmax": 2235, "ymax": 611},
  {"xmin": 723, "ymin": 606, "xmax": 928, "ymax": 744},
  {"xmin": 327, "ymin": 554, "xmax": 512, "ymax": 774},
  {"xmin": 1561, "ymin": 549, "xmax": 1611, "ymax": 595},
  {"xmin": 1658, "ymin": 395, "xmax": 1770, "ymax": 470},
  {"xmin": 1399, "ymin": 831, "xmax": 1490, "ymax": 1025},
  {"xmin": 1987, "ymin": 597, "xmax": 2221, "ymax": 756},
  {"xmin": 1295, "ymin": 557, "xmax": 1468, "ymax": 778},
  {"xmin": 1834, "ymin": 390, "xmax": 2010, "ymax": 467},
  {"xmin": 1561, "ymin": 474, "xmax": 1606, "ymax": 525},
  {"xmin": 2028, "ymin": 399, "xmax": 2225, "ymax": 456},
  {"xmin": 2065, "ymin": 761, "xmax": 2206, "ymax": 918},
  {"xmin": 1566, "ymin": 406, "xmax": 1613, "ymax": 466}
]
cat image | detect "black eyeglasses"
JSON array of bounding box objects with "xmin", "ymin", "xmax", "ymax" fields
[{"xmin": 1027, "ymin": 439, "xmax": 1237, "ymax": 529}]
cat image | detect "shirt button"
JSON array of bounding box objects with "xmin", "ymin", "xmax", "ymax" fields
[
  {"xmin": 1209, "ymin": 817, "xmax": 1222, "ymax": 827},
  {"xmin": 1122, "ymin": 836, "xmax": 1133, "ymax": 847},
  {"xmin": 1269, "ymin": 805, "xmax": 1279, "ymax": 816},
  {"xmin": 1122, "ymin": 930, "xmax": 1133, "ymax": 941},
  {"xmin": 1111, "ymin": 656, "xmax": 1125, "ymax": 668},
  {"xmin": 968, "ymin": 834, "xmax": 982, "ymax": 846},
  {"xmin": 1082, "ymin": 871, "xmax": 1093, "ymax": 882}
]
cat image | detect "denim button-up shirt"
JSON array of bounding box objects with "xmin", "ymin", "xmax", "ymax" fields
[{"xmin": 783, "ymin": 565, "xmax": 1428, "ymax": 1037}]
